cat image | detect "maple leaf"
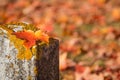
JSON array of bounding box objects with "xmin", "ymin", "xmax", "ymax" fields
[
  {"xmin": 12, "ymin": 30, "xmax": 49, "ymax": 48},
  {"xmin": 12, "ymin": 30, "xmax": 36, "ymax": 49}
]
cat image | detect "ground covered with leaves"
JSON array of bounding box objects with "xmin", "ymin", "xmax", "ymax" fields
[{"xmin": 0, "ymin": 0, "xmax": 120, "ymax": 80}]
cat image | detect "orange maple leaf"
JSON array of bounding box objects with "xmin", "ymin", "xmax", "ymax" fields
[
  {"xmin": 12, "ymin": 30, "xmax": 49, "ymax": 49},
  {"xmin": 12, "ymin": 30, "xmax": 36, "ymax": 49}
]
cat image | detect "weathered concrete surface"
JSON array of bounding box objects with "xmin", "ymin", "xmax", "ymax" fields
[{"xmin": 0, "ymin": 28, "xmax": 36, "ymax": 80}]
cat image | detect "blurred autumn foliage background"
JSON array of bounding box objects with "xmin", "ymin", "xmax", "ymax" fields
[{"xmin": 0, "ymin": 0, "xmax": 120, "ymax": 80}]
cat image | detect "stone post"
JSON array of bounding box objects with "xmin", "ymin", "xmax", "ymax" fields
[{"xmin": 0, "ymin": 25, "xmax": 59, "ymax": 80}]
